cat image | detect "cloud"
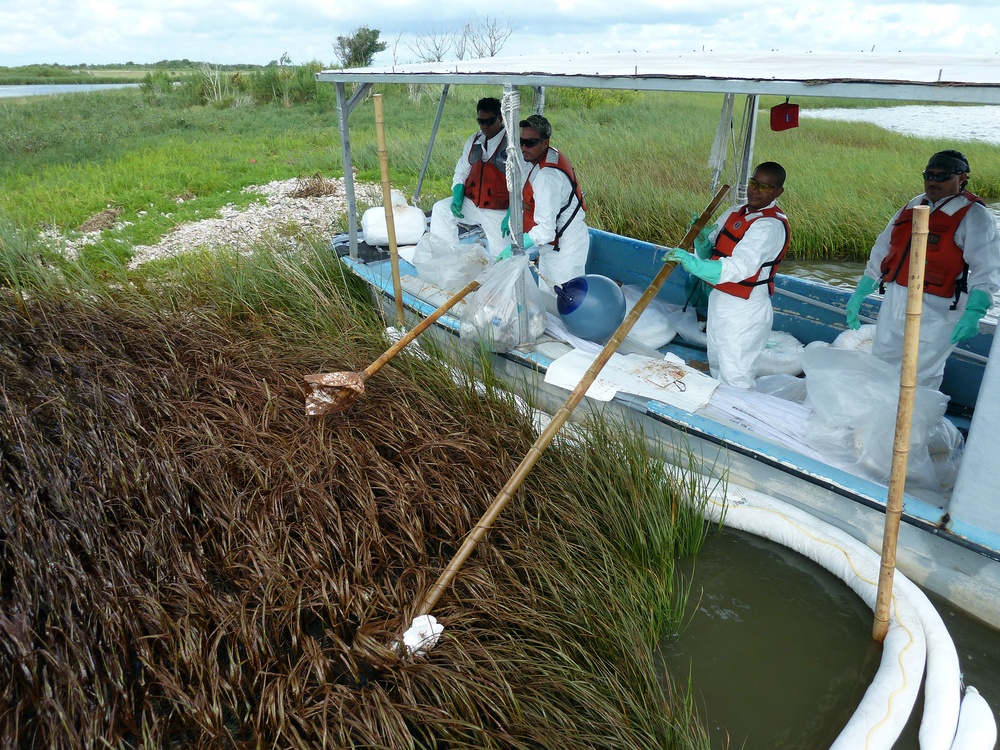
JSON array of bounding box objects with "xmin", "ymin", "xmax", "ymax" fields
[{"xmin": 0, "ymin": 0, "xmax": 995, "ymax": 67}]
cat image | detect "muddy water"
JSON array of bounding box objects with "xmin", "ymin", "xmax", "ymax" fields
[{"xmin": 661, "ymin": 528, "xmax": 1000, "ymax": 749}]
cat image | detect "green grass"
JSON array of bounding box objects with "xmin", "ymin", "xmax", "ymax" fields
[{"xmin": 1, "ymin": 84, "xmax": 998, "ymax": 268}]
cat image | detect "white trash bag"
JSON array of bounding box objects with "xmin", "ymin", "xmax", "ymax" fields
[
  {"xmin": 460, "ymin": 255, "xmax": 547, "ymax": 353},
  {"xmin": 758, "ymin": 330, "xmax": 805, "ymax": 377},
  {"xmin": 361, "ymin": 189, "xmax": 427, "ymax": 246},
  {"xmin": 621, "ymin": 284, "xmax": 677, "ymax": 349}
]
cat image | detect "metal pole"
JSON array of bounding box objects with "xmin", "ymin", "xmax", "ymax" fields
[
  {"xmin": 412, "ymin": 84, "xmax": 450, "ymax": 210},
  {"xmin": 335, "ymin": 82, "xmax": 359, "ymax": 260}
]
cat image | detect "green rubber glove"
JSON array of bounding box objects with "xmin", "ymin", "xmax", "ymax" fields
[
  {"xmin": 497, "ymin": 235, "xmax": 535, "ymax": 262},
  {"xmin": 846, "ymin": 274, "xmax": 878, "ymax": 330},
  {"xmin": 450, "ymin": 185, "xmax": 465, "ymax": 218},
  {"xmin": 951, "ymin": 289, "xmax": 992, "ymax": 343},
  {"xmin": 667, "ymin": 247, "xmax": 722, "ymax": 285},
  {"xmin": 501, "ymin": 210, "xmax": 510, "ymax": 237},
  {"xmin": 687, "ymin": 211, "xmax": 718, "ymax": 259},
  {"xmin": 694, "ymin": 222, "xmax": 718, "ymax": 260}
]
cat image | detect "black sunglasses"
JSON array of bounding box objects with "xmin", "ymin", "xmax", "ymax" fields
[
  {"xmin": 520, "ymin": 137, "xmax": 543, "ymax": 148},
  {"xmin": 923, "ymin": 170, "xmax": 956, "ymax": 182},
  {"xmin": 476, "ymin": 116, "xmax": 499, "ymax": 126}
]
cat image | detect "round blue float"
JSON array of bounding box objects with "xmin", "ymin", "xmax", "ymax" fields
[{"xmin": 553, "ymin": 274, "xmax": 627, "ymax": 344}]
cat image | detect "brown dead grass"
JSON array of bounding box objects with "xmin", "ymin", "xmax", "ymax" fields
[
  {"xmin": 77, "ymin": 207, "xmax": 122, "ymax": 233},
  {"xmin": 290, "ymin": 173, "xmax": 340, "ymax": 199}
]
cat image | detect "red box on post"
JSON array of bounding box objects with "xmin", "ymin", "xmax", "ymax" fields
[{"xmin": 770, "ymin": 101, "xmax": 799, "ymax": 131}]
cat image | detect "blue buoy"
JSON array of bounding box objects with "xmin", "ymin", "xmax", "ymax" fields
[{"xmin": 553, "ymin": 274, "xmax": 626, "ymax": 344}]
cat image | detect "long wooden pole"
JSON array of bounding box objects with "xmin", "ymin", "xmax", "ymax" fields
[
  {"xmin": 373, "ymin": 93, "xmax": 405, "ymax": 326},
  {"xmin": 873, "ymin": 204, "xmax": 929, "ymax": 642},
  {"xmin": 415, "ymin": 184, "xmax": 732, "ymax": 618}
]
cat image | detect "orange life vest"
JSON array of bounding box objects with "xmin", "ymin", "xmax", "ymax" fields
[
  {"xmin": 464, "ymin": 132, "xmax": 509, "ymax": 210},
  {"xmin": 522, "ymin": 148, "xmax": 586, "ymax": 247},
  {"xmin": 880, "ymin": 190, "xmax": 984, "ymax": 299},
  {"xmin": 710, "ymin": 204, "xmax": 790, "ymax": 299}
]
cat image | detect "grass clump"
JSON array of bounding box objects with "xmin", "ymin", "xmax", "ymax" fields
[{"xmin": 0, "ymin": 234, "xmax": 710, "ymax": 748}]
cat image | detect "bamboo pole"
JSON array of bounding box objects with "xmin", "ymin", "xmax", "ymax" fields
[
  {"xmin": 373, "ymin": 93, "xmax": 405, "ymax": 326},
  {"xmin": 873, "ymin": 204, "xmax": 929, "ymax": 642},
  {"xmin": 414, "ymin": 184, "xmax": 732, "ymax": 619}
]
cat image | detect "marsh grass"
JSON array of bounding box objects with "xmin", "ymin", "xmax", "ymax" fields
[
  {"xmin": 4, "ymin": 85, "xmax": 998, "ymax": 268},
  {"xmin": 0, "ymin": 233, "xmax": 711, "ymax": 748}
]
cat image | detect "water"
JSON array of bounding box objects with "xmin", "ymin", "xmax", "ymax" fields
[
  {"xmin": 801, "ymin": 105, "xmax": 1000, "ymax": 146},
  {"xmin": 662, "ymin": 528, "xmax": 1000, "ymax": 749},
  {"xmin": 0, "ymin": 82, "xmax": 139, "ymax": 99}
]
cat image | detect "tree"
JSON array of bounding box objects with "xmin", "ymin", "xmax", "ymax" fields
[
  {"xmin": 408, "ymin": 26, "xmax": 454, "ymax": 63},
  {"xmin": 468, "ymin": 16, "xmax": 515, "ymax": 58},
  {"xmin": 333, "ymin": 26, "xmax": 388, "ymax": 69}
]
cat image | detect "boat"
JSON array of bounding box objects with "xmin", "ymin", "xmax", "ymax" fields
[{"xmin": 317, "ymin": 53, "xmax": 1000, "ymax": 745}]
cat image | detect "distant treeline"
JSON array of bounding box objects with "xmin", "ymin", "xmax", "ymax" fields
[{"xmin": 0, "ymin": 61, "xmax": 296, "ymax": 86}]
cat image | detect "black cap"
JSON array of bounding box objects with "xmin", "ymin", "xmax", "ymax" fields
[{"xmin": 926, "ymin": 150, "xmax": 970, "ymax": 174}]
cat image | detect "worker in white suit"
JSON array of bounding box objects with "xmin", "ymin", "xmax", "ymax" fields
[
  {"xmin": 846, "ymin": 149, "xmax": 1000, "ymax": 390},
  {"xmin": 668, "ymin": 162, "xmax": 791, "ymax": 388},
  {"xmin": 429, "ymin": 97, "xmax": 509, "ymax": 259}
]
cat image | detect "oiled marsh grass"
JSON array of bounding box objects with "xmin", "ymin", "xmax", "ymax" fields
[{"xmin": 0, "ymin": 238, "xmax": 709, "ymax": 748}]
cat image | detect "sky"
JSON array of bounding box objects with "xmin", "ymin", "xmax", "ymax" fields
[{"xmin": 1, "ymin": 0, "xmax": 997, "ymax": 69}]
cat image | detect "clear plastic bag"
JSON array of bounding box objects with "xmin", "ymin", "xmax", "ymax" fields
[
  {"xmin": 801, "ymin": 346, "xmax": 954, "ymax": 492},
  {"xmin": 460, "ymin": 255, "xmax": 547, "ymax": 353},
  {"xmin": 412, "ymin": 232, "xmax": 488, "ymax": 292}
]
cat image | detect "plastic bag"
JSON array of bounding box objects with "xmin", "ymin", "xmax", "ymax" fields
[
  {"xmin": 620, "ymin": 284, "xmax": 677, "ymax": 349},
  {"xmin": 832, "ymin": 324, "xmax": 876, "ymax": 353},
  {"xmin": 754, "ymin": 373, "xmax": 808, "ymax": 403},
  {"xmin": 460, "ymin": 255, "xmax": 547, "ymax": 353},
  {"xmin": 361, "ymin": 189, "xmax": 427, "ymax": 246},
  {"xmin": 412, "ymin": 232, "xmax": 488, "ymax": 292},
  {"xmin": 801, "ymin": 346, "xmax": 951, "ymax": 492},
  {"xmin": 758, "ymin": 330, "xmax": 805, "ymax": 376}
]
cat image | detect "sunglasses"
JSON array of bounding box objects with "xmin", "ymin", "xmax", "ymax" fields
[
  {"xmin": 923, "ymin": 170, "xmax": 956, "ymax": 182},
  {"xmin": 520, "ymin": 137, "xmax": 544, "ymax": 148},
  {"xmin": 476, "ymin": 116, "xmax": 499, "ymax": 126},
  {"xmin": 748, "ymin": 177, "xmax": 778, "ymax": 192}
]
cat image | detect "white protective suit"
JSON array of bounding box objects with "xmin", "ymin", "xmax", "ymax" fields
[
  {"xmin": 521, "ymin": 150, "xmax": 590, "ymax": 294},
  {"xmin": 864, "ymin": 193, "xmax": 1000, "ymax": 390},
  {"xmin": 429, "ymin": 128, "xmax": 509, "ymax": 260},
  {"xmin": 705, "ymin": 201, "xmax": 788, "ymax": 389}
]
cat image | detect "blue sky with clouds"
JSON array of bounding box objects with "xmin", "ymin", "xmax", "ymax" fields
[{"xmin": 1, "ymin": 0, "xmax": 997, "ymax": 67}]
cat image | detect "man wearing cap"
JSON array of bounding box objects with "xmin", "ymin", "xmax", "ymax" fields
[
  {"xmin": 501, "ymin": 113, "xmax": 590, "ymax": 291},
  {"xmin": 846, "ymin": 149, "xmax": 1000, "ymax": 390},
  {"xmin": 429, "ymin": 97, "xmax": 509, "ymax": 259}
]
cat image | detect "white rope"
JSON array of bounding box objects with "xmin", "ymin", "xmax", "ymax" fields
[{"xmin": 501, "ymin": 90, "xmax": 524, "ymax": 251}]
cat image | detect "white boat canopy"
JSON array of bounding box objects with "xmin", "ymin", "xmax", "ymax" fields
[{"xmin": 318, "ymin": 51, "xmax": 1000, "ymax": 102}]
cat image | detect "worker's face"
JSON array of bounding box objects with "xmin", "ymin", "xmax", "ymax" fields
[
  {"xmin": 922, "ymin": 169, "xmax": 965, "ymax": 202},
  {"xmin": 520, "ymin": 127, "xmax": 549, "ymax": 165},
  {"xmin": 477, "ymin": 110, "xmax": 503, "ymax": 139},
  {"xmin": 746, "ymin": 170, "xmax": 783, "ymax": 211}
]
